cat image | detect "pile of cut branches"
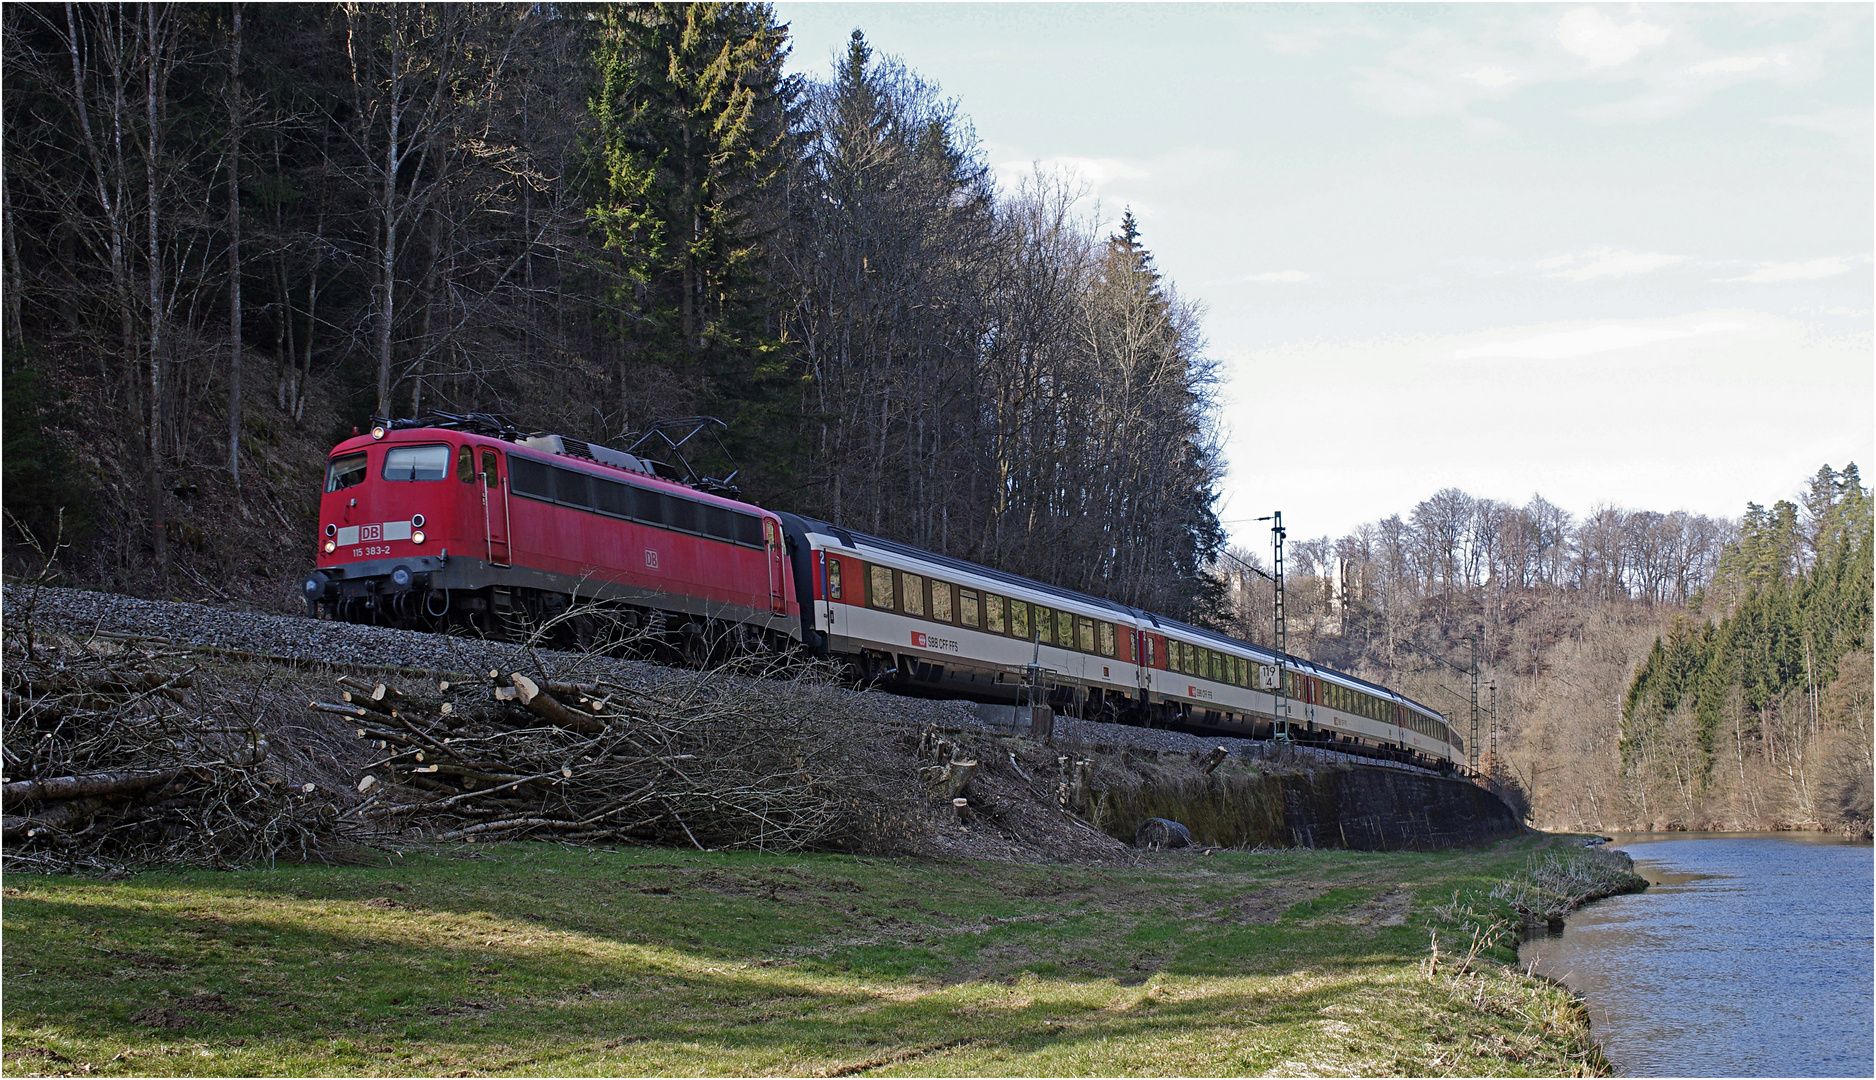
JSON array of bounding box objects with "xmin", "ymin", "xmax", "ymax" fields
[
  {"xmin": 2, "ymin": 635, "xmax": 350, "ymax": 872},
  {"xmin": 325, "ymin": 662, "xmax": 871, "ymax": 851}
]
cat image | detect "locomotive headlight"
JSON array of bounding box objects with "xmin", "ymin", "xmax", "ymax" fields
[
  {"xmin": 411, "ymin": 530, "xmax": 425, "ymax": 545},
  {"xmin": 370, "ymin": 425, "xmax": 386, "ymax": 440},
  {"xmin": 411, "ymin": 514, "xmax": 424, "ymax": 528},
  {"xmin": 391, "ymin": 566, "xmax": 412, "ymax": 587},
  {"xmin": 323, "ymin": 539, "xmax": 337, "ymax": 554},
  {"xmin": 324, "ymin": 523, "xmax": 337, "ymax": 537}
]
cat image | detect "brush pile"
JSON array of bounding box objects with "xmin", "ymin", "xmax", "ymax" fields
[
  {"xmin": 324, "ymin": 663, "xmax": 870, "ymax": 851},
  {"xmin": 2, "ymin": 635, "xmax": 349, "ymax": 872}
]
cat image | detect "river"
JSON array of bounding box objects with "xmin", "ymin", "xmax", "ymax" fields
[{"xmin": 1520, "ymin": 833, "xmax": 1874, "ymax": 1078}]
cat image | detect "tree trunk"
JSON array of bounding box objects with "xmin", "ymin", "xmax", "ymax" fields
[
  {"xmin": 225, "ymin": 4, "xmax": 243, "ymax": 488},
  {"xmin": 144, "ymin": 3, "xmax": 167, "ymax": 583}
]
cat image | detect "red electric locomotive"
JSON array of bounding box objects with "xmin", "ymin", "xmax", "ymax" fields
[{"xmin": 302, "ymin": 416, "xmax": 799, "ymax": 651}]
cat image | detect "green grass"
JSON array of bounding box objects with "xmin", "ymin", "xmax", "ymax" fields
[{"xmin": 2, "ymin": 837, "xmax": 1613, "ymax": 1076}]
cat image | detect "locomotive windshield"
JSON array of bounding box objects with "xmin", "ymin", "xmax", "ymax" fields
[
  {"xmin": 382, "ymin": 444, "xmax": 451, "ymax": 482},
  {"xmin": 325, "ymin": 452, "xmax": 367, "ymax": 492}
]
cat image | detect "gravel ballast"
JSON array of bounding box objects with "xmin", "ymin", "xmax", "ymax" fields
[{"xmin": 6, "ymin": 585, "xmax": 1430, "ymax": 775}]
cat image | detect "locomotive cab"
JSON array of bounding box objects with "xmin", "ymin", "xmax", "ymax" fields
[{"xmin": 304, "ymin": 425, "xmax": 500, "ymax": 622}]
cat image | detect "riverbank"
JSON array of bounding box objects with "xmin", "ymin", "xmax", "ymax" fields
[{"xmin": 3, "ymin": 835, "xmax": 1624, "ymax": 1077}]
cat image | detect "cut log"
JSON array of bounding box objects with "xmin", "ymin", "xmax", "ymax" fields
[
  {"xmin": 2, "ymin": 795, "xmax": 109, "ymax": 838},
  {"xmin": 341, "ymin": 690, "xmax": 396, "ymax": 717},
  {"xmin": 2, "ymin": 768, "xmax": 183, "ymax": 809},
  {"xmin": 508, "ymin": 674, "xmax": 603, "ymax": 734},
  {"xmin": 1201, "ymin": 746, "xmax": 1229, "ymax": 774},
  {"xmin": 922, "ymin": 759, "xmax": 979, "ymax": 800}
]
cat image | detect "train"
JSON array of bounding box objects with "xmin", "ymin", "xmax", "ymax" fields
[{"xmin": 303, "ymin": 415, "xmax": 1465, "ymax": 770}]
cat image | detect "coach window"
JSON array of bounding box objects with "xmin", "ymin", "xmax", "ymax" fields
[
  {"xmin": 868, "ymin": 564, "xmax": 895, "ymax": 609},
  {"xmin": 1077, "ymin": 617, "xmax": 1095, "ymax": 653},
  {"xmin": 1145, "ymin": 636, "xmax": 1157, "ymax": 667},
  {"xmin": 985, "ymin": 594, "xmax": 1005, "ymax": 634},
  {"xmin": 1010, "ymin": 600, "xmax": 1028, "ymax": 640},
  {"xmin": 901, "ymin": 572, "xmax": 926, "ymax": 617},
  {"xmin": 456, "ymin": 445, "xmax": 475, "ymax": 483},
  {"xmin": 1034, "ymin": 606, "xmax": 1053, "ymax": 644},
  {"xmin": 1058, "ymin": 610, "xmax": 1075, "ymax": 649},
  {"xmin": 960, "ymin": 589, "xmax": 980, "ymax": 628},
  {"xmin": 326, "ymin": 452, "xmax": 368, "ymax": 492},
  {"xmin": 1098, "ymin": 622, "xmax": 1116, "ymax": 658},
  {"xmin": 931, "ymin": 581, "xmax": 954, "ymax": 623},
  {"xmin": 384, "ymin": 444, "xmax": 450, "ymax": 481},
  {"xmin": 827, "ymin": 558, "xmax": 843, "ymax": 600}
]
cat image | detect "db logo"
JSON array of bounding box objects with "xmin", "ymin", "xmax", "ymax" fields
[
  {"xmin": 644, "ymin": 549, "xmax": 660, "ymax": 569},
  {"xmin": 911, "ymin": 631, "xmax": 927, "ymax": 648},
  {"xmin": 360, "ymin": 524, "xmax": 382, "ymax": 541}
]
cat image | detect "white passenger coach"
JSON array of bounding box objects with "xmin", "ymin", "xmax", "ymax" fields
[{"xmin": 777, "ymin": 515, "xmax": 1464, "ymax": 769}]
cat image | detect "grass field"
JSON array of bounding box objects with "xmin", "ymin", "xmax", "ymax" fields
[{"xmin": 2, "ymin": 836, "xmax": 1614, "ymax": 1077}]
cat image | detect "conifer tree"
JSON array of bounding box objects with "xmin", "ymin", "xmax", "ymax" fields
[{"xmin": 590, "ymin": 1, "xmax": 800, "ymax": 485}]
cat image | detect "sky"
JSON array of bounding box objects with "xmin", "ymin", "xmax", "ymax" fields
[{"xmin": 772, "ymin": 2, "xmax": 1875, "ymax": 550}]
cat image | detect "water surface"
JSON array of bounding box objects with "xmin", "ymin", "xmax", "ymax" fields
[{"xmin": 1521, "ymin": 833, "xmax": 1873, "ymax": 1077}]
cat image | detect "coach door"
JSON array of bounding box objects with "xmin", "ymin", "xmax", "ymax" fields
[
  {"xmin": 480, "ymin": 448, "xmax": 511, "ymax": 567},
  {"xmin": 763, "ymin": 519, "xmax": 787, "ymax": 616}
]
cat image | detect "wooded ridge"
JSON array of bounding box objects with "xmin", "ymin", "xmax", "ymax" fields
[{"xmin": 3, "ymin": 2, "xmax": 1221, "ymax": 621}]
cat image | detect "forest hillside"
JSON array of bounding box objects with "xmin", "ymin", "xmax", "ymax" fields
[
  {"xmin": 3, "ymin": 3, "xmax": 1222, "ymax": 621},
  {"xmin": 1221, "ymin": 466, "xmax": 1873, "ymax": 835}
]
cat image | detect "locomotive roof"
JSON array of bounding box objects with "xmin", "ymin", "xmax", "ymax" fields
[{"xmin": 793, "ymin": 515, "xmax": 1445, "ymax": 724}]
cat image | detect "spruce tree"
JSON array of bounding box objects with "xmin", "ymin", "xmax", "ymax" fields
[{"xmin": 590, "ymin": 2, "xmax": 800, "ymax": 488}]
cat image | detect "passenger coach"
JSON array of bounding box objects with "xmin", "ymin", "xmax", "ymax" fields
[{"xmin": 776, "ymin": 516, "xmax": 1463, "ymax": 767}]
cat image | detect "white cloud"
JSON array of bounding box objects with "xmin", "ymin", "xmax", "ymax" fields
[
  {"xmin": 1352, "ymin": 7, "xmax": 1830, "ymax": 129},
  {"xmin": 1242, "ymin": 270, "xmax": 1314, "ymax": 284},
  {"xmin": 1262, "ymin": 24, "xmax": 1380, "ymax": 57},
  {"xmin": 1457, "ymin": 65, "xmax": 1519, "ymax": 89},
  {"xmin": 1766, "ymin": 107, "xmax": 1874, "ymax": 141},
  {"xmin": 1555, "ymin": 8, "xmax": 1670, "ymax": 69},
  {"xmin": 1454, "ymin": 319, "xmax": 1752, "ymax": 360},
  {"xmin": 1718, "ymin": 257, "xmax": 1862, "ymax": 284},
  {"xmin": 1684, "ymin": 55, "xmax": 1771, "ymax": 75},
  {"xmin": 1538, "ymin": 248, "xmax": 1688, "ymax": 282}
]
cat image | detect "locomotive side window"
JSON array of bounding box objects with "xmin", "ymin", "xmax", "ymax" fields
[
  {"xmin": 826, "ymin": 558, "xmax": 843, "ymax": 600},
  {"xmin": 326, "ymin": 452, "xmax": 368, "ymax": 492},
  {"xmin": 985, "ymin": 594, "xmax": 1005, "ymax": 634},
  {"xmin": 1009, "ymin": 600, "xmax": 1029, "ymax": 640},
  {"xmin": 630, "ymin": 486, "xmax": 664, "ymax": 524},
  {"xmin": 901, "ymin": 573, "xmax": 925, "ymax": 617},
  {"xmin": 1098, "ymin": 621, "xmax": 1116, "ymax": 657},
  {"xmin": 931, "ymin": 581, "xmax": 953, "ymax": 623},
  {"xmin": 551, "ymin": 467, "xmax": 593, "ymax": 509},
  {"xmin": 868, "ymin": 564, "xmax": 895, "ymax": 609},
  {"xmin": 735, "ymin": 514, "xmax": 764, "ymax": 546},
  {"xmin": 456, "ymin": 445, "xmax": 475, "ymax": 483},
  {"xmin": 481, "ymin": 450, "xmax": 501, "ymax": 489},
  {"xmin": 594, "ymin": 478, "xmax": 633, "ymax": 518},
  {"xmin": 383, "ymin": 444, "xmax": 450, "ymax": 482},
  {"xmin": 663, "ymin": 494, "xmax": 697, "ymax": 534},
  {"xmin": 702, "ymin": 504, "xmax": 736, "ymax": 542},
  {"xmin": 510, "ymin": 456, "xmax": 550, "ymax": 497},
  {"xmin": 959, "ymin": 589, "xmax": 980, "ymax": 628}
]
